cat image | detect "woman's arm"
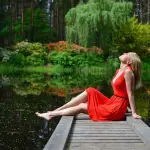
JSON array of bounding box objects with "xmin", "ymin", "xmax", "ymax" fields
[{"xmin": 124, "ymin": 69, "xmax": 141, "ymax": 119}]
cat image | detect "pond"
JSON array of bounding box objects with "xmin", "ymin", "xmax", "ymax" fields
[{"xmin": 0, "ymin": 67, "xmax": 150, "ymax": 150}]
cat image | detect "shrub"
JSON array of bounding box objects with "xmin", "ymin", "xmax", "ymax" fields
[
  {"xmin": 45, "ymin": 41, "xmax": 103, "ymax": 54},
  {"xmin": 1, "ymin": 41, "xmax": 48, "ymax": 67},
  {"xmin": 12, "ymin": 41, "xmax": 47, "ymax": 66},
  {"xmin": 9, "ymin": 53, "xmax": 26, "ymax": 66},
  {"xmin": 112, "ymin": 17, "xmax": 150, "ymax": 55},
  {"xmin": 0, "ymin": 47, "xmax": 17, "ymax": 62},
  {"xmin": 26, "ymin": 56, "xmax": 44, "ymax": 66},
  {"xmin": 48, "ymin": 50, "xmax": 104, "ymax": 68}
]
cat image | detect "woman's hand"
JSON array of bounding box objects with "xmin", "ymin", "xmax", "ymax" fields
[{"xmin": 132, "ymin": 113, "xmax": 142, "ymax": 119}]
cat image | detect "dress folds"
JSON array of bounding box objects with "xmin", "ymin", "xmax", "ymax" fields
[{"xmin": 86, "ymin": 66, "xmax": 132, "ymax": 121}]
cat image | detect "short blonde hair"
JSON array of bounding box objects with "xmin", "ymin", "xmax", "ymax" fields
[{"xmin": 128, "ymin": 52, "xmax": 142, "ymax": 89}]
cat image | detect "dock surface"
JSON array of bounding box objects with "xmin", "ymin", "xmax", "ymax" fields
[{"xmin": 44, "ymin": 114, "xmax": 150, "ymax": 150}]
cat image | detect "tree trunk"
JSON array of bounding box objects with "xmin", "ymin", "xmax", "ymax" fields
[
  {"xmin": 148, "ymin": 0, "xmax": 150, "ymax": 22},
  {"xmin": 31, "ymin": 0, "xmax": 34, "ymax": 26},
  {"xmin": 7, "ymin": 0, "xmax": 12, "ymax": 46},
  {"xmin": 21, "ymin": 0, "xmax": 24, "ymax": 40},
  {"xmin": 57, "ymin": 7, "xmax": 59, "ymax": 36},
  {"xmin": 0, "ymin": 0, "xmax": 4, "ymax": 46},
  {"xmin": 29, "ymin": 0, "xmax": 34, "ymax": 41},
  {"xmin": 71, "ymin": 0, "xmax": 74, "ymax": 7},
  {"xmin": 14, "ymin": 0, "xmax": 18, "ymax": 41},
  {"xmin": 49, "ymin": 0, "xmax": 53, "ymax": 27},
  {"xmin": 139, "ymin": 0, "xmax": 142, "ymax": 22}
]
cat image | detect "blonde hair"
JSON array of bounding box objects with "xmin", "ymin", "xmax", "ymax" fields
[{"xmin": 128, "ymin": 52, "xmax": 142, "ymax": 89}]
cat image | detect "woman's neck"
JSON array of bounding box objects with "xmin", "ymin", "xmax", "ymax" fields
[{"xmin": 119, "ymin": 63, "xmax": 128, "ymax": 71}]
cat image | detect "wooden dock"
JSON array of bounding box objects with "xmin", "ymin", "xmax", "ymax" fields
[{"xmin": 44, "ymin": 113, "xmax": 150, "ymax": 150}]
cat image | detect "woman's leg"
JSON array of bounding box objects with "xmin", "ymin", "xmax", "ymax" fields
[
  {"xmin": 54, "ymin": 91, "xmax": 88, "ymax": 111},
  {"xmin": 36, "ymin": 103, "xmax": 88, "ymax": 120}
]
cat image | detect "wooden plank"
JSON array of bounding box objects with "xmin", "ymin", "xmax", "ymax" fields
[
  {"xmin": 43, "ymin": 116, "xmax": 74, "ymax": 150},
  {"xmin": 127, "ymin": 116, "xmax": 150, "ymax": 149},
  {"xmin": 72, "ymin": 125, "xmax": 131, "ymax": 128},
  {"xmin": 68, "ymin": 139, "xmax": 142, "ymax": 143},
  {"xmin": 69, "ymin": 136, "xmax": 141, "ymax": 140},
  {"xmin": 73, "ymin": 127, "xmax": 133, "ymax": 131},
  {"xmin": 74, "ymin": 121, "xmax": 129, "ymax": 123},
  {"xmin": 66, "ymin": 147, "xmax": 148, "ymax": 150},
  {"xmin": 73, "ymin": 122, "xmax": 129, "ymax": 127},
  {"xmin": 75, "ymin": 113, "xmax": 131, "ymax": 120},
  {"xmin": 75, "ymin": 119, "xmax": 127, "ymax": 122},
  {"xmin": 71, "ymin": 130, "xmax": 135, "ymax": 134},
  {"xmin": 66, "ymin": 145, "xmax": 149, "ymax": 150},
  {"xmin": 70, "ymin": 130, "xmax": 135, "ymax": 134},
  {"xmin": 70, "ymin": 133, "xmax": 137, "ymax": 137},
  {"xmin": 66, "ymin": 143, "xmax": 147, "ymax": 148},
  {"xmin": 66, "ymin": 143, "xmax": 149, "ymax": 150}
]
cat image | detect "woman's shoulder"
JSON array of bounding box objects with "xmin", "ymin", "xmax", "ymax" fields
[{"xmin": 124, "ymin": 68, "xmax": 134, "ymax": 78}]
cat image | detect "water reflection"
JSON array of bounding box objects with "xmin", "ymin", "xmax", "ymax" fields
[
  {"xmin": 0, "ymin": 88, "xmax": 64, "ymax": 149},
  {"xmin": 0, "ymin": 68, "xmax": 150, "ymax": 149}
]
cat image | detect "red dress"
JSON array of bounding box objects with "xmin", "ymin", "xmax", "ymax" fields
[{"xmin": 86, "ymin": 66, "xmax": 132, "ymax": 121}]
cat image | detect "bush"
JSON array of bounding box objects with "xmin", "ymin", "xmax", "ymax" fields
[
  {"xmin": 0, "ymin": 41, "xmax": 48, "ymax": 67},
  {"xmin": 112, "ymin": 17, "xmax": 150, "ymax": 55},
  {"xmin": 14, "ymin": 41, "xmax": 47, "ymax": 57},
  {"xmin": 45, "ymin": 41, "xmax": 103, "ymax": 54},
  {"xmin": 9, "ymin": 53, "xmax": 26, "ymax": 66},
  {"xmin": 12, "ymin": 41, "xmax": 48, "ymax": 66},
  {"xmin": 48, "ymin": 50, "xmax": 104, "ymax": 68},
  {"xmin": 46, "ymin": 41, "xmax": 104, "ymax": 68},
  {"xmin": 0, "ymin": 47, "xmax": 17, "ymax": 62}
]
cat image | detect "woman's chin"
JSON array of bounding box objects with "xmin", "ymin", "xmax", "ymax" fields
[{"xmin": 119, "ymin": 56, "xmax": 122, "ymax": 60}]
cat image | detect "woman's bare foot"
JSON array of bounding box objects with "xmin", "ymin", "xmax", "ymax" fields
[{"xmin": 35, "ymin": 112, "xmax": 52, "ymax": 120}]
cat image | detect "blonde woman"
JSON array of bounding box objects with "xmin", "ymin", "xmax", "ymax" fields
[{"xmin": 36, "ymin": 52, "xmax": 142, "ymax": 120}]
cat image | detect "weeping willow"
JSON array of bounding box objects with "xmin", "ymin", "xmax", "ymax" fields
[{"xmin": 65, "ymin": 0, "xmax": 132, "ymax": 53}]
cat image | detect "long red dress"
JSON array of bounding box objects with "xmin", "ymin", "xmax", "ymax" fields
[{"xmin": 86, "ymin": 66, "xmax": 132, "ymax": 121}]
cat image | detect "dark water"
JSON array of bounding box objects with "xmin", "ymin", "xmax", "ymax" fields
[{"xmin": 0, "ymin": 68, "xmax": 150, "ymax": 150}]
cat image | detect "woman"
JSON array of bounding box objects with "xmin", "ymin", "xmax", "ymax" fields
[{"xmin": 36, "ymin": 52, "xmax": 142, "ymax": 120}]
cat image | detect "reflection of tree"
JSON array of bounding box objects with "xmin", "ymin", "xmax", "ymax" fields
[
  {"xmin": 1, "ymin": 73, "xmax": 47, "ymax": 96},
  {"xmin": 45, "ymin": 69, "xmax": 109, "ymax": 96},
  {"xmin": 1, "ymin": 68, "xmax": 110, "ymax": 97}
]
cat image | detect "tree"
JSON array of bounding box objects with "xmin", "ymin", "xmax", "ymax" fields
[
  {"xmin": 65, "ymin": 0, "xmax": 132, "ymax": 56},
  {"xmin": 148, "ymin": 0, "xmax": 150, "ymax": 22},
  {"xmin": 21, "ymin": 0, "xmax": 24, "ymax": 40}
]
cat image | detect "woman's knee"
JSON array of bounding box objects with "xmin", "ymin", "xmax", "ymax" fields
[{"xmin": 78, "ymin": 103, "xmax": 87, "ymax": 112}]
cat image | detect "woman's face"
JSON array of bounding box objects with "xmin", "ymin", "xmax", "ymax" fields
[{"xmin": 119, "ymin": 53, "xmax": 132, "ymax": 64}]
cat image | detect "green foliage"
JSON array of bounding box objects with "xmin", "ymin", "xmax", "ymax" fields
[
  {"xmin": 14, "ymin": 41, "xmax": 47, "ymax": 57},
  {"xmin": 112, "ymin": 17, "xmax": 150, "ymax": 54},
  {"xmin": 9, "ymin": 53, "xmax": 26, "ymax": 66},
  {"xmin": 13, "ymin": 8, "xmax": 58, "ymax": 43},
  {"xmin": 14, "ymin": 41, "xmax": 47, "ymax": 66},
  {"xmin": 48, "ymin": 50, "xmax": 104, "ymax": 68},
  {"xmin": 0, "ymin": 47, "xmax": 17, "ymax": 62},
  {"xmin": 1, "ymin": 41, "xmax": 48, "ymax": 67},
  {"xmin": 106, "ymin": 55, "xmax": 120, "ymax": 68},
  {"xmin": 26, "ymin": 56, "xmax": 44, "ymax": 66},
  {"xmin": 65, "ymin": 0, "xmax": 132, "ymax": 53},
  {"xmin": 0, "ymin": 12, "xmax": 11, "ymax": 38},
  {"xmin": 0, "ymin": 64, "xmax": 20, "ymax": 75}
]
